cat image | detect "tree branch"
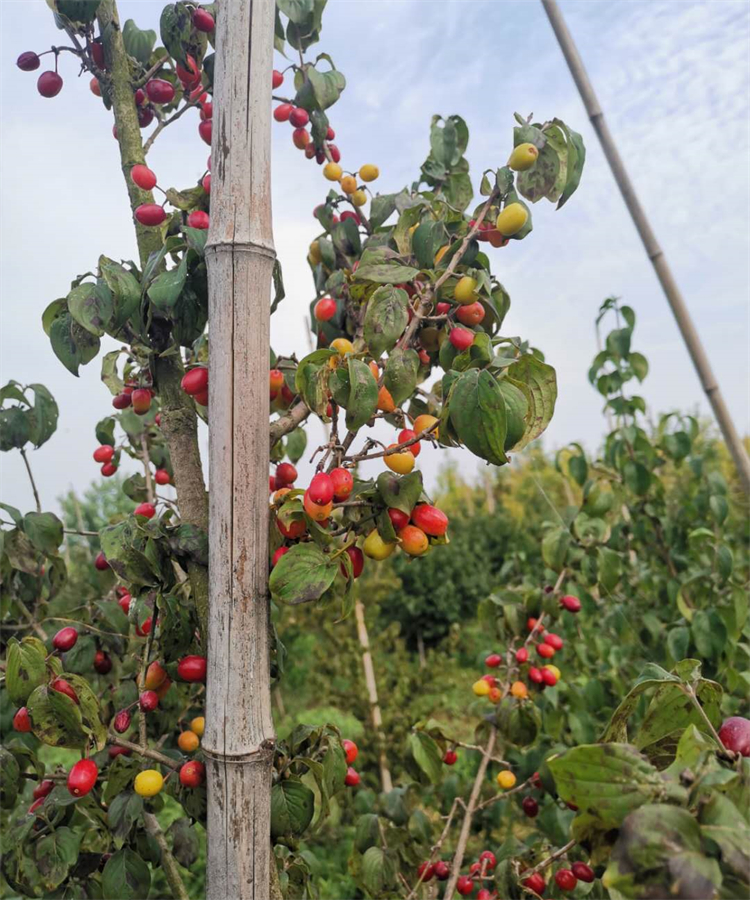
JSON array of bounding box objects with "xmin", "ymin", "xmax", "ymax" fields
[
  {"xmin": 142, "ymin": 811, "xmax": 190, "ymax": 900},
  {"xmin": 269, "ymin": 400, "xmax": 310, "ymax": 449},
  {"xmin": 20, "ymin": 449, "xmax": 41, "ymax": 513}
]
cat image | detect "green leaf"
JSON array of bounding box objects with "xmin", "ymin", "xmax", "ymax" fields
[
  {"xmin": 306, "ymin": 66, "xmax": 346, "ymax": 110},
  {"xmin": 23, "ymin": 511, "xmax": 63, "ymax": 556},
  {"xmin": 598, "ymin": 546, "xmax": 622, "ymax": 592},
  {"xmin": 361, "ymin": 846, "xmax": 398, "ymax": 896},
  {"xmin": 354, "ymin": 260, "xmax": 420, "ymax": 286},
  {"xmin": 168, "ymin": 818, "xmax": 200, "ymax": 867},
  {"xmin": 277, "ymin": 0, "xmax": 314, "ymax": 24},
  {"xmin": 505, "ymin": 355, "xmax": 557, "ymax": 450},
  {"xmin": 408, "ymin": 731, "xmax": 442, "ymax": 784},
  {"xmin": 5, "ymin": 637, "xmax": 47, "ymax": 705},
  {"xmin": 448, "ymin": 369, "xmax": 508, "ymax": 465},
  {"xmin": 354, "ymin": 814, "xmax": 380, "ymax": 853},
  {"xmin": 0, "ymin": 408, "xmax": 30, "ymax": 451},
  {"xmin": 629, "ymin": 351, "xmax": 649, "ymax": 382},
  {"xmin": 363, "ymin": 285, "xmax": 409, "ymax": 358},
  {"xmin": 100, "ymin": 520, "xmax": 160, "ymax": 587},
  {"xmin": 376, "ymin": 471, "xmax": 423, "ymax": 515},
  {"xmin": 101, "ymin": 350, "xmax": 124, "ymax": 396},
  {"xmin": 517, "ymin": 140, "xmax": 560, "ymax": 203},
  {"xmin": 147, "ymin": 257, "xmax": 187, "ymax": 311},
  {"xmin": 383, "ymin": 347, "xmax": 420, "ymax": 407},
  {"xmin": 269, "ymin": 543, "xmax": 339, "ymax": 605},
  {"xmin": 344, "ymin": 358, "xmax": 378, "ymax": 431},
  {"xmin": 35, "ymin": 826, "xmax": 81, "ymax": 893},
  {"xmin": 27, "ymin": 683, "xmax": 88, "ymax": 748},
  {"xmin": 551, "ymin": 119, "xmax": 586, "ymax": 209},
  {"xmin": 369, "ymin": 193, "xmax": 397, "ymax": 230},
  {"xmin": 271, "ymin": 779, "xmax": 315, "ymax": 837},
  {"xmin": 122, "ymin": 19, "xmax": 156, "ymax": 66},
  {"xmin": 49, "ymin": 311, "xmax": 100, "ymax": 377},
  {"xmin": 271, "ymin": 259, "xmax": 286, "ymax": 315},
  {"xmin": 691, "ymin": 610, "xmax": 727, "ymax": 661},
  {"xmin": 99, "ymin": 256, "xmax": 140, "ymax": 331},
  {"xmin": 0, "ymin": 747, "xmax": 20, "ymax": 809},
  {"xmin": 67, "ymin": 281, "xmax": 113, "ymax": 338},
  {"xmin": 411, "ymin": 221, "xmax": 442, "ymax": 268},
  {"xmin": 159, "ymin": 0, "xmax": 207, "ymax": 67},
  {"xmin": 548, "ymin": 743, "xmax": 674, "ymax": 830},
  {"xmin": 102, "ymin": 849, "xmax": 151, "ymax": 900},
  {"xmin": 108, "ymin": 791, "xmax": 143, "ymax": 845},
  {"xmin": 443, "ymin": 172, "xmax": 474, "ymax": 211},
  {"xmin": 541, "ymin": 526, "xmax": 570, "ymax": 573},
  {"xmin": 285, "ymin": 427, "xmax": 307, "ymax": 465},
  {"xmin": 51, "ymin": 1, "xmax": 101, "ymax": 24}
]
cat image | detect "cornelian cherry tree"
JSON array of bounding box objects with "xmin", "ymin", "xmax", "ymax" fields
[{"xmin": 0, "ymin": 0, "xmax": 599, "ymax": 898}]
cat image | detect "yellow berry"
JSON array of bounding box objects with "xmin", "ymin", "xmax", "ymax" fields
[
  {"xmin": 543, "ymin": 664, "xmax": 561, "ymax": 681},
  {"xmin": 134, "ymin": 769, "xmax": 164, "ymax": 797},
  {"xmin": 189, "ymin": 716, "xmax": 205, "ymax": 737},
  {"xmin": 359, "ymin": 164, "xmax": 379, "ymax": 182},
  {"xmin": 472, "ymin": 679, "xmax": 491, "ymax": 697},
  {"xmin": 363, "ymin": 529, "xmax": 396, "ymax": 561},
  {"xmin": 497, "ymin": 770, "xmax": 516, "ymax": 789},
  {"xmin": 351, "ymin": 189, "xmax": 367, "ymax": 207},
  {"xmin": 324, "ymin": 162, "xmax": 342, "ymax": 182},
  {"xmin": 508, "ymin": 142, "xmax": 539, "ymax": 171},
  {"xmin": 495, "ymin": 203, "xmax": 528, "ymax": 237},
  {"xmin": 178, "ymin": 731, "xmax": 200, "ymax": 752},
  {"xmin": 340, "ymin": 174, "xmax": 357, "ymax": 194},
  {"xmin": 412, "ymin": 414, "xmax": 439, "ymax": 439},
  {"xmin": 384, "ymin": 445, "xmax": 415, "ymax": 474},
  {"xmin": 330, "ymin": 338, "xmax": 354, "ymax": 356},
  {"xmin": 309, "ymin": 241, "xmax": 322, "ymax": 265},
  {"xmin": 454, "ymin": 275, "xmax": 478, "ymax": 305},
  {"xmin": 510, "ymin": 681, "xmax": 528, "ymax": 699}
]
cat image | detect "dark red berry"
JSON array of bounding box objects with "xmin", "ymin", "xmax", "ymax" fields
[
  {"xmin": 17, "ymin": 52, "xmax": 41, "ymax": 71},
  {"xmin": 554, "ymin": 869, "xmax": 577, "ymax": 892},
  {"xmin": 571, "ymin": 862, "xmax": 595, "ymax": 883}
]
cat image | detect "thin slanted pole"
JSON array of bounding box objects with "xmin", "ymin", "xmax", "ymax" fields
[
  {"xmin": 202, "ymin": 0, "xmax": 277, "ymax": 898},
  {"xmin": 541, "ymin": 0, "xmax": 750, "ymax": 495}
]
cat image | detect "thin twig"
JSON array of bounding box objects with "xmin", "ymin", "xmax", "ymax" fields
[
  {"xmin": 143, "ymin": 99, "xmax": 200, "ymax": 155},
  {"xmin": 140, "ymin": 434, "xmax": 155, "ymax": 504},
  {"xmin": 527, "ymin": 839, "xmax": 576, "ymax": 875},
  {"xmin": 20, "ymin": 449, "xmax": 41, "ymax": 512},
  {"xmin": 109, "ymin": 733, "xmax": 181, "ymax": 770}
]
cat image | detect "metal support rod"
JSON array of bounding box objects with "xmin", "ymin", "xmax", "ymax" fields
[{"xmin": 541, "ymin": 0, "xmax": 750, "ymax": 494}]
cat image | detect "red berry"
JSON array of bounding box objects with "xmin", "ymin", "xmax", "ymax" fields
[
  {"xmin": 328, "ymin": 143, "xmax": 341, "ymax": 163},
  {"xmin": 326, "ymin": 126, "xmax": 335, "ymax": 140},
  {"xmin": 522, "ymin": 796, "xmax": 539, "ymax": 817},
  {"xmin": 554, "ymin": 869, "xmax": 577, "ymax": 892},
  {"xmin": 199, "ymin": 119, "xmax": 212, "ymax": 145},
  {"xmin": 434, "ymin": 861, "xmax": 450, "ymax": 881},
  {"xmin": 180, "ymin": 760, "xmax": 206, "ymax": 787},
  {"xmin": 411, "ymin": 504, "xmax": 448, "ymax": 537},
  {"xmin": 719, "ymin": 717, "xmax": 750, "ymax": 757},
  {"xmin": 272, "ymin": 69, "xmax": 283, "ymax": 89},
  {"xmin": 522, "ymin": 873, "xmax": 545, "ymax": 894},
  {"xmin": 90, "ymin": 77, "xmax": 102, "ymax": 97},
  {"xmin": 146, "ymin": 79, "xmax": 175, "ymax": 104},
  {"xmin": 340, "ymin": 210, "xmax": 359, "ymax": 224},
  {"xmin": 135, "ymin": 204, "xmax": 166, "ymax": 227},
  {"xmin": 571, "ymin": 863, "xmax": 595, "ymax": 883},
  {"xmin": 94, "ymin": 552, "xmax": 109, "ymax": 571},
  {"xmin": 101, "ymin": 461, "xmax": 118, "ymax": 477},
  {"xmin": 541, "ymin": 667, "xmax": 558, "ymax": 687},
  {"xmin": 479, "ymin": 851, "xmax": 497, "ymax": 870},
  {"xmin": 443, "ymin": 750, "xmax": 457, "ymax": 766},
  {"xmin": 17, "ymin": 51, "xmax": 40, "ymax": 71},
  {"xmin": 134, "ymin": 88, "xmax": 145, "ymax": 105},
  {"xmin": 136, "ymin": 616, "xmax": 153, "ymax": 637},
  {"xmin": 67, "ymin": 759, "xmax": 98, "ymax": 797},
  {"xmin": 560, "ymin": 594, "xmax": 581, "ymax": 613},
  {"xmin": 344, "ymin": 766, "xmax": 360, "ymax": 787},
  {"xmin": 271, "ymin": 546, "xmax": 289, "ymax": 568},
  {"xmin": 314, "ymin": 297, "xmax": 337, "ymax": 321},
  {"xmin": 51, "ymin": 678, "xmax": 79, "ymax": 705},
  {"xmin": 449, "ymin": 328, "xmax": 474, "ymax": 351},
  {"xmin": 91, "ymin": 42, "xmax": 105, "ymax": 68},
  {"xmin": 131, "ymin": 388, "xmax": 152, "ymax": 415},
  {"xmin": 32, "ymin": 779, "xmax": 54, "ymax": 801},
  {"xmin": 537, "ymin": 642, "xmax": 555, "ymax": 659},
  {"xmin": 528, "ymin": 667, "xmax": 543, "ymax": 684},
  {"xmin": 476, "ymin": 891, "xmax": 492, "ymax": 900},
  {"xmin": 527, "ymin": 617, "xmax": 544, "ymax": 633},
  {"xmin": 52, "ymin": 627, "xmax": 78, "ymax": 652},
  {"xmin": 515, "ymin": 647, "xmax": 529, "ymax": 664},
  {"xmin": 176, "ymin": 56, "xmax": 201, "ymax": 89},
  {"xmin": 308, "ymin": 472, "xmax": 334, "ymax": 506},
  {"xmin": 435, "ymin": 301, "xmax": 451, "ymax": 315},
  {"xmin": 193, "ymin": 7, "xmax": 215, "ymax": 31},
  {"xmin": 387, "ymin": 508, "xmax": 410, "ymax": 531},
  {"xmin": 418, "ymin": 348, "xmax": 431, "ymax": 366},
  {"xmin": 112, "ymin": 392, "xmax": 131, "ymax": 409},
  {"xmin": 275, "ymin": 462, "xmax": 298, "ymax": 486},
  {"xmin": 130, "ymin": 164, "xmax": 157, "ymax": 191},
  {"xmin": 108, "ymin": 745, "xmax": 131, "ymax": 758},
  {"xmin": 398, "ymin": 428, "xmax": 421, "ymax": 457},
  {"xmin": 289, "ymin": 107, "xmax": 309, "ymax": 127},
  {"xmin": 181, "ymin": 367, "xmax": 209, "ymax": 396},
  {"xmin": 187, "ymin": 210, "xmax": 210, "ymax": 229},
  {"xmin": 134, "ymin": 502, "xmax": 156, "ymax": 519},
  {"xmin": 342, "ymin": 739, "xmax": 358, "ymax": 764},
  {"xmin": 341, "ymin": 546, "xmax": 364, "ymax": 579},
  {"xmin": 417, "ymin": 862, "xmax": 434, "ymax": 883},
  {"xmin": 544, "ymin": 633, "xmax": 563, "ymax": 651},
  {"xmin": 93, "ymin": 445, "xmax": 114, "ymax": 463},
  {"xmin": 154, "ymin": 469, "xmax": 171, "ymax": 486},
  {"xmin": 114, "ymin": 710, "xmax": 132, "ymax": 733},
  {"xmin": 456, "ymin": 301, "xmax": 485, "ymax": 327},
  {"xmin": 273, "ymin": 103, "xmax": 293, "ymax": 122},
  {"xmin": 37, "ymin": 71, "xmax": 63, "ymax": 98},
  {"xmin": 456, "ymin": 876, "xmax": 474, "ymax": 895},
  {"xmin": 202, "ymin": 173, "xmax": 211, "ymax": 193},
  {"xmin": 13, "ymin": 707, "xmax": 32, "ymax": 732},
  {"xmin": 139, "ymin": 690, "xmax": 159, "ymax": 712},
  {"xmin": 137, "ymin": 106, "xmax": 155, "ymax": 128},
  {"xmin": 177, "ymin": 655, "xmax": 207, "ymax": 683},
  {"xmin": 485, "ymin": 653, "xmax": 502, "ymax": 668},
  {"xmin": 94, "ymin": 650, "xmax": 112, "ymax": 675},
  {"xmin": 194, "ymin": 390, "xmax": 208, "ymax": 407},
  {"xmin": 330, "ymin": 467, "xmax": 353, "ymax": 500}
]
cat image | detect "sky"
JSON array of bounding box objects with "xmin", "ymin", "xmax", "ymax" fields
[{"xmin": 1, "ymin": 0, "xmax": 749, "ymax": 517}]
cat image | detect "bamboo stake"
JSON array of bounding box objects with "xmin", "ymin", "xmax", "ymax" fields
[
  {"xmin": 354, "ymin": 599, "xmax": 393, "ymax": 793},
  {"xmin": 541, "ymin": 0, "xmax": 750, "ymax": 494},
  {"xmin": 202, "ymin": 1, "xmax": 278, "ymax": 898}
]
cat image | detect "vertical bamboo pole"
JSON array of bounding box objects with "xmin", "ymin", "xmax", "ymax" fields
[
  {"xmin": 541, "ymin": 0, "xmax": 750, "ymax": 494},
  {"xmin": 202, "ymin": 0, "xmax": 277, "ymax": 897}
]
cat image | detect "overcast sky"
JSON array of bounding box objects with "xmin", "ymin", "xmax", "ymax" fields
[{"xmin": 1, "ymin": 0, "xmax": 748, "ymax": 516}]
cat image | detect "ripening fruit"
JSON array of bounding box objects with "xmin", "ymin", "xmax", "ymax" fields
[
  {"xmin": 17, "ymin": 51, "xmax": 41, "ymax": 71},
  {"xmin": 449, "ymin": 328, "xmax": 474, "ymax": 351},
  {"xmin": 472, "ymin": 679, "xmax": 491, "ymax": 697},
  {"xmin": 330, "ymin": 337, "xmax": 354, "ymax": 356},
  {"xmin": 178, "ymin": 730, "xmax": 200, "ymax": 752},
  {"xmin": 177, "ymin": 655, "xmax": 207, "ymax": 683},
  {"xmin": 719, "ymin": 717, "xmax": 750, "ymax": 756},
  {"xmin": 522, "ymin": 873, "xmax": 545, "ymax": 895},
  {"xmin": 497, "ymin": 770, "xmax": 516, "ymax": 789},
  {"xmin": 135, "ymin": 204, "xmax": 166, "ymax": 227},
  {"xmin": 398, "ymin": 428, "xmax": 421, "ymax": 457},
  {"xmin": 488, "ymin": 686, "xmax": 502, "ymax": 703},
  {"xmin": 434, "ymin": 861, "xmax": 450, "ymax": 881},
  {"xmin": 377, "ymin": 386, "xmax": 396, "ymax": 413},
  {"xmin": 272, "ymin": 69, "xmax": 283, "ymax": 89},
  {"xmin": 154, "ymin": 468, "xmax": 170, "ymax": 486},
  {"xmin": 344, "ymin": 767, "xmax": 360, "ymax": 787},
  {"xmin": 93, "ymin": 445, "xmax": 114, "ymax": 463},
  {"xmin": 288, "ymin": 106, "xmax": 309, "ymax": 128},
  {"xmin": 37, "ymin": 71, "xmax": 63, "ymax": 98},
  {"xmin": 555, "ymin": 869, "xmax": 578, "ymax": 892},
  {"xmin": 443, "ymin": 749, "xmax": 457, "ymax": 766},
  {"xmin": 543, "ymin": 664, "xmax": 561, "ymax": 682},
  {"xmin": 508, "ymin": 142, "xmax": 539, "ymax": 171},
  {"xmin": 146, "ymin": 79, "xmax": 175, "ymax": 104},
  {"xmin": 189, "ymin": 716, "xmax": 205, "ymax": 737},
  {"xmin": 411, "ymin": 504, "xmax": 448, "ymax": 537},
  {"xmin": 314, "ymin": 297, "xmax": 337, "ymax": 321},
  {"xmin": 193, "ymin": 7, "xmax": 215, "ymax": 31},
  {"xmin": 384, "ymin": 445, "xmax": 415, "ymax": 474},
  {"xmin": 544, "ymin": 632, "xmax": 564, "ymax": 651},
  {"xmin": 522, "ymin": 796, "xmax": 539, "ymax": 817},
  {"xmin": 112, "ymin": 392, "xmax": 131, "ymax": 409},
  {"xmin": 363, "ymin": 529, "xmax": 396, "ymax": 561},
  {"xmin": 340, "ymin": 174, "xmax": 357, "ymax": 194},
  {"xmin": 417, "ymin": 862, "xmax": 435, "ymax": 882},
  {"xmin": 131, "ymin": 388, "xmax": 152, "ymax": 415},
  {"xmin": 277, "ymin": 516, "xmax": 306, "ymax": 539},
  {"xmin": 139, "ymin": 690, "xmax": 159, "ymax": 712},
  {"xmin": 269, "ymin": 369, "xmax": 284, "ymax": 398},
  {"xmin": 537, "ymin": 642, "xmax": 555, "ymax": 659},
  {"xmin": 478, "ymin": 850, "xmax": 497, "ymax": 871},
  {"xmin": 181, "ymin": 366, "xmax": 208, "ymax": 395},
  {"xmin": 485, "ymin": 653, "xmax": 502, "ymax": 668},
  {"xmin": 342, "ymin": 739, "xmax": 358, "ymax": 764},
  {"xmin": 94, "ymin": 552, "xmax": 109, "ymax": 571},
  {"xmin": 134, "ymin": 502, "xmax": 156, "ymax": 520},
  {"xmin": 202, "ymin": 173, "xmax": 211, "ymax": 193},
  {"xmin": 456, "ymin": 302, "xmax": 485, "ymax": 327},
  {"xmin": 560, "ymin": 594, "xmax": 581, "ymax": 613},
  {"xmin": 94, "ymin": 650, "xmax": 112, "ymax": 674},
  {"xmin": 271, "ymin": 546, "xmax": 289, "ymax": 568},
  {"xmin": 399, "ymin": 525, "xmax": 429, "ymax": 557},
  {"xmin": 387, "ymin": 508, "xmax": 410, "ymax": 531},
  {"xmin": 274, "ymin": 103, "xmax": 293, "ymax": 122},
  {"xmin": 412, "ymin": 414, "xmax": 439, "ymax": 439},
  {"xmin": 134, "ymin": 769, "xmax": 164, "ymax": 797},
  {"xmin": 129, "ymin": 164, "xmax": 157, "ymax": 191},
  {"xmin": 303, "ymin": 490, "xmax": 332, "ymax": 522},
  {"xmin": 528, "ymin": 666, "xmax": 543, "ymax": 684},
  {"xmin": 454, "ymin": 275, "xmax": 478, "ymax": 305},
  {"xmin": 52, "ymin": 626, "xmax": 78, "ymax": 652},
  {"xmin": 33, "ymin": 779, "xmax": 54, "ymax": 801},
  {"xmin": 510, "ymin": 681, "xmax": 528, "ymax": 699},
  {"xmin": 350, "ymin": 189, "xmax": 367, "ymax": 207},
  {"xmin": 144, "ymin": 661, "xmax": 167, "ymax": 691},
  {"xmin": 495, "ymin": 203, "xmax": 528, "ymax": 236},
  {"xmin": 308, "ymin": 472, "xmax": 334, "ymax": 506},
  {"xmin": 187, "ymin": 210, "xmax": 210, "ymax": 229},
  {"xmin": 324, "ymin": 162, "xmax": 343, "ymax": 181},
  {"xmin": 180, "ymin": 760, "xmax": 205, "ymax": 787},
  {"xmin": 197, "ymin": 119, "xmax": 212, "ymax": 146},
  {"xmin": 341, "ymin": 546, "xmax": 364, "ymax": 578},
  {"xmin": 13, "ymin": 707, "xmax": 32, "ymax": 732},
  {"xmin": 359, "ymin": 164, "xmax": 379, "ymax": 182},
  {"xmin": 276, "ymin": 462, "xmax": 297, "ymax": 486},
  {"xmin": 292, "ymin": 127, "xmax": 309, "ymax": 149},
  {"xmin": 330, "ymin": 467, "xmax": 353, "ymax": 500},
  {"xmin": 515, "ymin": 647, "xmax": 529, "ymax": 664},
  {"xmin": 456, "ymin": 876, "xmax": 474, "ymax": 896},
  {"xmin": 68, "ymin": 759, "xmax": 98, "ymax": 797},
  {"xmin": 114, "ymin": 710, "xmax": 132, "ymax": 733}
]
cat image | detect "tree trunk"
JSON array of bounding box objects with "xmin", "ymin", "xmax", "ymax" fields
[
  {"xmin": 202, "ymin": 1, "xmax": 278, "ymax": 898},
  {"xmin": 354, "ymin": 600, "xmax": 393, "ymax": 793}
]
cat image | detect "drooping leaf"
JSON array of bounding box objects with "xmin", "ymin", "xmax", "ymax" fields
[
  {"xmin": 363, "ymin": 286, "xmax": 409, "ymax": 358},
  {"xmin": 271, "ymin": 779, "xmax": 315, "ymax": 837},
  {"xmin": 344, "ymin": 358, "xmax": 378, "ymax": 431},
  {"xmin": 269, "ymin": 543, "xmax": 339, "ymax": 606},
  {"xmin": 101, "ymin": 849, "xmax": 151, "ymax": 900},
  {"xmin": 449, "ymin": 369, "xmax": 508, "ymax": 465}
]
